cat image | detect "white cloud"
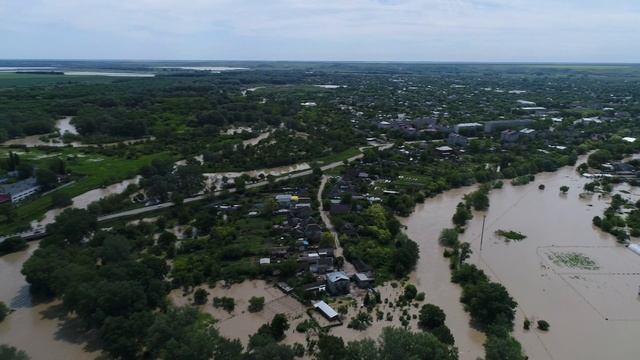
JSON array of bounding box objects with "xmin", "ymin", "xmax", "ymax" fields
[{"xmin": 1, "ymin": 0, "xmax": 639, "ymax": 61}]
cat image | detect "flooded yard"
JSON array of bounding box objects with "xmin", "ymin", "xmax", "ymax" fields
[{"xmin": 402, "ymin": 159, "xmax": 640, "ymax": 360}]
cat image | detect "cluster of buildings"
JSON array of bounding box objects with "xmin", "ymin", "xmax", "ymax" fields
[{"xmin": 377, "ymin": 114, "xmax": 438, "ymax": 135}]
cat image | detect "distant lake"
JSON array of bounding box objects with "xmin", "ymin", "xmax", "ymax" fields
[
  {"xmin": 0, "ymin": 67, "xmax": 56, "ymax": 72},
  {"xmin": 64, "ymin": 71, "xmax": 155, "ymax": 77},
  {"xmin": 155, "ymin": 66, "xmax": 249, "ymax": 72}
]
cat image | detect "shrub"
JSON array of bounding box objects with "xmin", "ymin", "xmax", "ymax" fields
[
  {"xmin": 248, "ymin": 296, "xmax": 265, "ymax": 313},
  {"xmin": 403, "ymin": 284, "xmax": 417, "ymax": 301},
  {"xmin": 193, "ymin": 288, "xmax": 208, "ymax": 305},
  {"xmin": 348, "ymin": 312, "xmax": 373, "ymax": 331},
  {"xmin": 537, "ymin": 320, "xmax": 550, "ymax": 331},
  {"xmin": 0, "ymin": 301, "xmax": 10, "ymax": 322},
  {"xmin": 213, "ymin": 296, "xmax": 235, "ymax": 312}
]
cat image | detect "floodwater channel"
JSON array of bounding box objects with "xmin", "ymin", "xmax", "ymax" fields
[{"xmin": 402, "ymin": 157, "xmax": 640, "ymax": 360}]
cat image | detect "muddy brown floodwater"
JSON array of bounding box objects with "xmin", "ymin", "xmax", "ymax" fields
[
  {"xmin": 0, "ymin": 242, "xmax": 100, "ymax": 360},
  {"xmin": 402, "ymin": 158, "xmax": 640, "ymax": 360}
]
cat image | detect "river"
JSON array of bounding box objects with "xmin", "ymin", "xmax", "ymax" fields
[
  {"xmin": 402, "ymin": 158, "xmax": 640, "ymax": 360},
  {"xmin": 0, "ymin": 242, "xmax": 100, "ymax": 359},
  {"xmin": 31, "ymin": 176, "xmax": 141, "ymax": 229}
]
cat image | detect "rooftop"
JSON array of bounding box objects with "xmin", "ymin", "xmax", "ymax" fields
[
  {"xmin": 314, "ymin": 300, "xmax": 338, "ymax": 319},
  {"xmin": 0, "ymin": 177, "xmax": 39, "ymax": 196}
]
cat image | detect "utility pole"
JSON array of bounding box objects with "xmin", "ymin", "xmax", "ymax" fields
[{"xmin": 479, "ymin": 215, "xmax": 486, "ymax": 251}]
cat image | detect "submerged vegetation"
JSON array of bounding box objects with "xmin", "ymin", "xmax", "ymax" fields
[
  {"xmin": 495, "ymin": 230, "xmax": 527, "ymax": 242},
  {"xmin": 546, "ymin": 251, "xmax": 600, "ymax": 270}
]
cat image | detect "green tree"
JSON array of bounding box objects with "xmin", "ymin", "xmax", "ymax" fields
[
  {"xmin": 35, "ymin": 168, "xmax": 58, "ymax": 190},
  {"xmin": 560, "ymin": 185, "xmax": 569, "ymax": 194},
  {"xmin": 317, "ymin": 335, "xmax": 347, "ymax": 360},
  {"xmin": 344, "ymin": 338, "xmax": 379, "ymax": 360},
  {"xmin": 461, "ymin": 281, "xmax": 517, "ymax": 329},
  {"xmin": 537, "ymin": 320, "xmax": 550, "ymax": 331},
  {"xmin": 439, "ymin": 228, "xmax": 459, "ymax": 247},
  {"xmin": 0, "ymin": 301, "xmax": 10, "ymax": 322},
  {"xmin": 193, "ymin": 289, "xmax": 208, "ymax": 305},
  {"xmin": 320, "ymin": 231, "xmax": 335, "ymax": 248},
  {"xmin": 0, "ymin": 237, "xmax": 28, "ymax": 256},
  {"xmin": 248, "ymin": 296, "xmax": 265, "ymax": 313},
  {"xmin": 404, "ymin": 284, "xmax": 418, "ymax": 301},
  {"xmin": 51, "ymin": 191, "xmax": 72, "ymax": 208},
  {"xmin": 378, "ymin": 327, "xmax": 457, "ymax": 360},
  {"xmin": 484, "ymin": 334, "xmax": 525, "ymax": 360},
  {"xmin": 0, "ymin": 345, "xmax": 29, "ymax": 360},
  {"xmin": 46, "ymin": 208, "xmax": 98, "ymax": 244},
  {"xmin": 418, "ymin": 304, "xmax": 446, "ymax": 330},
  {"xmin": 270, "ymin": 314, "xmax": 290, "ymax": 341}
]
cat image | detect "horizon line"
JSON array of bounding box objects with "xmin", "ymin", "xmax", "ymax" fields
[{"xmin": 0, "ymin": 58, "xmax": 639, "ymax": 66}]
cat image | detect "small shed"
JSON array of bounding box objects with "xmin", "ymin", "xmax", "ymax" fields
[
  {"xmin": 277, "ymin": 282, "xmax": 294, "ymax": 294},
  {"xmin": 352, "ymin": 273, "xmax": 374, "ymax": 289},
  {"xmin": 314, "ymin": 301, "xmax": 339, "ymax": 321}
]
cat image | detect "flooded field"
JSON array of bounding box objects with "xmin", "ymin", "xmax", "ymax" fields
[
  {"xmin": 403, "ymin": 160, "xmax": 640, "ymax": 360},
  {"xmin": 2, "ymin": 117, "xmax": 82, "ymax": 147},
  {"xmin": 0, "ymin": 242, "xmax": 100, "ymax": 360},
  {"xmin": 169, "ymin": 280, "xmax": 308, "ymax": 347},
  {"xmin": 203, "ymin": 163, "xmax": 310, "ymax": 190},
  {"xmin": 2, "ymin": 117, "xmax": 154, "ymax": 148}
]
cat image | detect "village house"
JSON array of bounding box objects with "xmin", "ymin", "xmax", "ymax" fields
[
  {"xmin": 326, "ymin": 271, "xmax": 350, "ymax": 295},
  {"xmin": 447, "ymin": 132, "xmax": 469, "ymax": 147},
  {"xmin": 352, "ymin": 272, "xmax": 374, "ymax": 289},
  {"xmin": 500, "ymin": 129, "xmax": 520, "ymax": 143}
]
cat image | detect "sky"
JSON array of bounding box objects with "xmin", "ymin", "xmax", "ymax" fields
[{"xmin": 1, "ymin": 0, "xmax": 639, "ymax": 62}]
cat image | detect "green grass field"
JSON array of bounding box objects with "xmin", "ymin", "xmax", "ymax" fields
[{"xmin": 0, "ymin": 149, "xmax": 174, "ymax": 233}]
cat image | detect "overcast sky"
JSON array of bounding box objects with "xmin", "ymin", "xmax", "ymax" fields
[{"xmin": 1, "ymin": 0, "xmax": 639, "ymax": 62}]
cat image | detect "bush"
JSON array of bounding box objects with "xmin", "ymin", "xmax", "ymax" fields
[
  {"xmin": 213, "ymin": 296, "xmax": 235, "ymax": 312},
  {"xmin": 439, "ymin": 228, "xmax": 460, "ymax": 247},
  {"xmin": 537, "ymin": 320, "xmax": 550, "ymax": 331},
  {"xmin": 0, "ymin": 301, "xmax": 10, "ymax": 322},
  {"xmin": 0, "ymin": 237, "xmax": 28, "ymax": 256},
  {"xmin": 0, "ymin": 345, "xmax": 29, "ymax": 360},
  {"xmin": 415, "ymin": 292, "xmax": 425, "ymax": 302},
  {"xmin": 248, "ymin": 296, "xmax": 265, "ymax": 313},
  {"xmin": 52, "ymin": 191, "xmax": 73, "ymax": 208},
  {"xmin": 403, "ymin": 284, "xmax": 417, "ymax": 301},
  {"xmin": 193, "ymin": 288, "xmax": 208, "ymax": 305},
  {"xmin": 418, "ymin": 304, "xmax": 446, "ymax": 330},
  {"xmin": 348, "ymin": 312, "xmax": 373, "ymax": 330}
]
